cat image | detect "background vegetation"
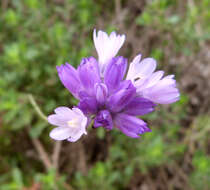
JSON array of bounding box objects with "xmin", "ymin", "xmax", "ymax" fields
[{"xmin": 0, "ymin": 0, "xmax": 210, "ymax": 189}]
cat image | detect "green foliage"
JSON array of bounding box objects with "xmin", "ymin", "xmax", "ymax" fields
[
  {"xmin": 34, "ymin": 169, "xmax": 66, "ymax": 190},
  {"xmin": 0, "ymin": 168, "xmax": 67, "ymax": 190},
  {"xmin": 136, "ymin": 0, "xmax": 210, "ymax": 53},
  {"xmin": 0, "ymin": 168, "xmax": 24, "ymax": 190},
  {"xmin": 190, "ymin": 151, "xmax": 210, "ymax": 189},
  {"xmin": 74, "ymin": 161, "xmax": 133, "ymax": 190}
]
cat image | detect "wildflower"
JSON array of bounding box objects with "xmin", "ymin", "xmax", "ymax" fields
[
  {"xmin": 48, "ymin": 107, "xmax": 87, "ymax": 142},
  {"xmin": 126, "ymin": 54, "xmax": 179, "ymax": 104},
  {"xmin": 48, "ymin": 29, "xmax": 180, "ymax": 142}
]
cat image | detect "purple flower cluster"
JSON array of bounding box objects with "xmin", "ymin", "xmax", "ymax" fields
[{"xmin": 48, "ymin": 30, "xmax": 180, "ymax": 142}]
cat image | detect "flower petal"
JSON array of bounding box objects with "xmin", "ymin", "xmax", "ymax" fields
[
  {"xmin": 78, "ymin": 95, "xmax": 98, "ymax": 115},
  {"xmin": 142, "ymin": 76, "xmax": 180, "ymax": 104},
  {"xmin": 49, "ymin": 127, "xmax": 72, "ymax": 140},
  {"xmin": 54, "ymin": 107, "xmax": 76, "ymax": 118},
  {"xmin": 107, "ymin": 80, "xmax": 136, "ymax": 113},
  {"xmin": 143, "ymin": 71, "xmax": 164, "ymax": 88},
  {"xmin": 126, "ymin": 54, "xmax": 142, "ymax": 81},
  {"xmin": 115, "ymin": 113, "xmax": 151, "ymax": 138},
  {"xmin": 66, "ymin": 124, "xmax": 87, "ymax": 142},
  {"xmin": 93, "ymin": 29, "xmax": 126, "ymax": 74},
  {"xmin": 48, "ymin": 114, "xmax": 68, "ymax": 127},
  {"xmin": 57, "ymin": 63, "xmax": 81, "ymax": 99},
  {"xmin": 94, "ymin": 83, "xmax": 108, "ymax": 105},
  {"xmin": 104, "ymin": 56, "xmax": 127, "ymax": 92},
  {"xmin": 137, "ymin": 58, "xmax": 157, "ymax": 77},
  {"xmin": 124, "ymin": 97, "xmax": 156, "ymax": 116},
  {"xmin": 135, "ymin": 71, "xmax": 164, "ymax": 94},
  {"xmin": 78, "ymin": 57, "xmax": 101, "ymax": 96},
  {"xmin": 126, "ymin": 55, "xmax": 157, "ymax": 81}
]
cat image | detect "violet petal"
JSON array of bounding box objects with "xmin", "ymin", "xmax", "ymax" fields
[
  {"xmin": 124, "ymin": 97, "xmax": 156, "ymax": 116},
  {"xmin": 115, "ymin": 113, "xmax": 151, "ymax": 138},
  {"xmin": 94, "ymin": 83, "xmax": 108, "ymax": 105},
  {"xmin": 107, "ymin": 81, "xmax": 136, "ymax": 113},
  {"xmin": 78, "ymin": 57, "xmax": 101, "ymax": 96},
  {"xmin": 57, "ymin": 63, "xmax": 81, "ymax": 98},
  {"xmin": 104, "ymin": 56, "xmax": 127, "ymax": 92},
  {"xmin": 78, "ymin": 96, "xmax": 98, "ymax": 115}
]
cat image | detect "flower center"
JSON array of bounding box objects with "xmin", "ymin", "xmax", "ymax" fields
[{"xmin": 67, "ymin": 118, "xmax": 80, "ymax": 128}]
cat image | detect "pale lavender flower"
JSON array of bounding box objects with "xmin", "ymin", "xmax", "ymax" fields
[
  {"xmin": 48, "ymin": 29, "xmax": 180, "ymax": 142},
  {"xmin": 127, "ymin": 54, "xmax": 180, "ymax": 104},
  {"xmin": 48, "ymin": 107, "xmax": 87, "ymax": 142}
]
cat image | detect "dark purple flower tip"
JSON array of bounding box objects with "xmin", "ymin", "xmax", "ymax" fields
[
  {"xmin": 107, "ymin": 80, "xmax": 136, "ymax": 113},
  {"xmin": 115, "ymin": 113, "xmax": 151, "ymax": 138},
  {"xmin": 123, "ymin": 97, "xmax": 156, "ymax": 116},
  {"xmin": 94, "ymin": 110, "xmax": 113, "ymax": 130},
  {"xmin": 56, "ymin": 63, "xmax": 81, "ymax": 99},
  {"xmin": 104, "ymin": 56, "xmax": 127, "ymax": 92},
  {"xmin": 78, "ymin": 57, "xmax": 101, "ymax": 96}
]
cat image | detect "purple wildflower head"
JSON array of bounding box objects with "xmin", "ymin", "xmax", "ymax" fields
[{"xmin": 48, "ymin": 29, "xmax": 180, "ymax": 142}]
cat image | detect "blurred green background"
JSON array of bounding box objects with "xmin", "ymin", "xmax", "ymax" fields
[{"xmin": 0, "ymin": 0, "xmax": 210, "ymax": 189}]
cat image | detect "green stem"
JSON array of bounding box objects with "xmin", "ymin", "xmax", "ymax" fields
[{"xmin": 28, "ymin": 94, "xmax": 48, "ymax": 122}]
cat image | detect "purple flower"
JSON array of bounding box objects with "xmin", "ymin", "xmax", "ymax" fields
[{"xmin": 48, "ymin": 29, "xmax": 180, "ymax": 142}]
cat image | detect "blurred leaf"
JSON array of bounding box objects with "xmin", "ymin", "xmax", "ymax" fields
[
  {"xmin": 29, "ymin": 122, "xmax": 48, "ymax": 138},
  {"xmin": 136, "ymin": 12, "xmax": 152, "ymax": 26},
  {"xmin": 12, "ymin": 168, "xmax": 23, "ymax": 188},
  {"xmin": 4, "ymin": 9, "xmax": 20, "ymax": 27},
  {"xmin": 167, "ymin": 15, "xmax": 180, "ymax": 24}
]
